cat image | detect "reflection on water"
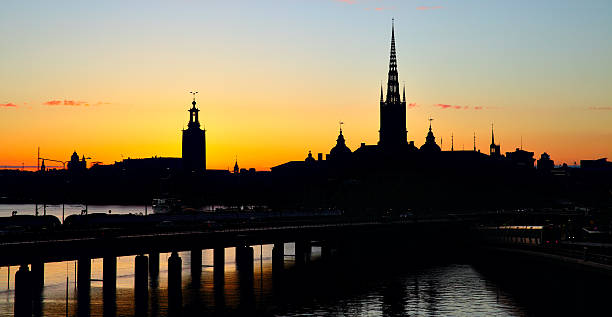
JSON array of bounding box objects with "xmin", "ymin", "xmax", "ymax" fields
[{"xmin": 1, "ymin": 243, "xmax": 526, "ymax": 317}]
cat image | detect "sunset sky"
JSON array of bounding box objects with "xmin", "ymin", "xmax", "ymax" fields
[{"xmin": 1, "ymin": 0, "xmax": 611, "ymax": 170}]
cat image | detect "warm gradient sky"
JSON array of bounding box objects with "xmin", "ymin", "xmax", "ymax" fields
[{"xmin": 1, "ymin": 0, "xmax": 611, "ymax": 170}]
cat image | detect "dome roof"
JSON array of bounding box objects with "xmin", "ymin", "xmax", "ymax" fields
[{"xmin": 329, "ymin": 130, "xmax": 352, "ymax": 160}]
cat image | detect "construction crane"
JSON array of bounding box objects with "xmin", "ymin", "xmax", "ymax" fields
[{"xmin": 39, "ymin": 158, "xmax": 67, "ymax": 169}]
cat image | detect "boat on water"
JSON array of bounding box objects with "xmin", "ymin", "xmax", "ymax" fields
[{"xmin": 152, "ymin": 198, "xmax": 182, "ymax": 214}]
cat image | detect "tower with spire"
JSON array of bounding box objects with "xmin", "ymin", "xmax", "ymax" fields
[
  {"xmin": 182, "ymin": 92, "xmax": 206, "ymax": 172},
  {"xmin": 489, "ymin": 124, "xmax": 500, "ymax": 157},
  {"xmin": 420, "ymin": 118, "xmax": 441, "ymax": 152},
  {"xmin": 378, "ymin": 19, "xmax": 408, "ymax": 148}
]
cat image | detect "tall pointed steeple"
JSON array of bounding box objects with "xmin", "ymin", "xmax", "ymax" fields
[
  {"xmin": 489, "ymin": 123, "xmax": 500, "ymax": 157},
  {"xmin": 385, "ymin": 19, "xmax": 400, "ymax": 103},
  {"xmin": 378, "ymin": 19, "xmax": 407, "ymax": 147},
  {"xmin": 402, "ymin": 83, "xmax": 406, "ymax": 103},
  {"xmin": 380, "ymin": 84, "xmax": 384, "ymax": 102}
]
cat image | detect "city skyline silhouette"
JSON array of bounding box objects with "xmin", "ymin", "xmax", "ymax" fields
[{"xmin": 1, "ymin": 1, "xmax": 611, "ymax": 171}]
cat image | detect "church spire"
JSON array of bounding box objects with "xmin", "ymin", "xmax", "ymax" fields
[
  {"xmin": 187, "ymin": 91, "xmax": 200, "ymax": 129},
  {"xmin": 385, "ymin": 19, "xmax": 400, "ymax": 103},
  {"xmin": 380, "ymin": 83, "xmax": 383, "ymax": 102},
  {"xmin": 491, "ymin": 123, "xmax": 495, "ymax": 145},
  {"xmin": 402, "ymin": 83, "xmax": 406, "ymax": 103}
]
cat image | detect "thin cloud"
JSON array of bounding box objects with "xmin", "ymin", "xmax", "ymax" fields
[
  {"xmin": 365, "ymin": 7, "xmax": 394, "ymax": 11},
  {"xmin": 335, "ymin": 0, "xmax": 356, "ymax": 4},
  {"xmin": 417, "ymin": 6, "xmax": 443, "ymax": 10},
  {"xmin": 43, "ymin": 100, "xmax": 109, "ymax": 106},
  {"xmin": 408, "ymin": 103, "xmax": 418, "ymax": 108},
  {"xmin": 588, "ymin": 106, "xmax": 612, "ymax": 111},
  {"xmin": 435, "ymin": 104, "xmax": 488, "ymax": 110},
  {"xmin": 0, "ymin": 103, "xmax": 18, "ymax": 107}
]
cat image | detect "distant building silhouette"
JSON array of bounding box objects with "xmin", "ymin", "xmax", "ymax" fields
[
  {"xmin": 182, "ymin": 96, "xmax": 206, "ymax": 173},
  {"xmin": 233, "ymin": 158, "xmax": 240, "ymax": 174},
  {"xmin": 506, "ymin": 148, "xmax": 535, "ymax": 168},
  {"xmin": 537, "ymin": 152, "xmax": 554, "ymax": 171},
  {"xmin": 580, "ymin": 158, "xmax": 612, "ymax": 171},
  {"xmin": 490, "ymin": 125, "xmax": 501, "ymax": 157},
  {"xmin": 420, "ymin": 118, "xmax": 441, "ymax": 152},
  {"xmin": 67, "ymin": 151, "xmax": 86, "ymax": 172},
  {"xmin": 378, "ymin": 20, "xmax": 408, "ymax": 148},
  {"xmin": 329, "ymin": 124, "xmax": 352, "ymax": 161}
]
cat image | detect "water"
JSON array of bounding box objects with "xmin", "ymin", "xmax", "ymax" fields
[
  {"xmin": 1, "ymin": 245, "xmax": 527, "ymax": 317},
  {"xmin": 1, "ymin": 204, "xmax": 609, "ymax": 316},
  {"xmin": 0, "ymin": 204, "xmax": 149, "ymax": 221}
]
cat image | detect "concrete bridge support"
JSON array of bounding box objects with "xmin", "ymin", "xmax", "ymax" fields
[
  {"xmin": 236, "ymin": 246, "xmax": 254, "ymax": 275},
  {"xmin": 295, "ymin": 241, "xmax": 311, "ymax": 266},
  {"xmin": 103, "ymin": 256, "xmax": 116, "ymax": 317},
  {"xmin": 77, "ymin": 257, "xmax": 91, "ymax": 316},
  {"xmin": 14, "ymin": 264, "xmax": 32, "ymax": 317},
  {"xmin": 321, "ymin": 244, "xmax": 333, "ymax": 261},
  {"xmin": 214, "ymin": 247, "xmax": 225, "ymax": 285},
  {"xmin": 149, "ymin": 252, "xmax": 159, "ymax": 279},
  {"xmin": 191, "ymin": 249, "xmax": 202, "ymax": 277},
  {"xmin": 272, "ymin": 243, "xmax": 284, "ymax": 272},
  {"xmin": 30, "ymin": 261, "xmax": 44, "ymax": 289},
  {"xmin": 168, "ymin": 252, "xmax": 182, "ymax": 313},
  {"xmin": 134, "ymin": 255, "xmax": 148, "ymax": 316}
]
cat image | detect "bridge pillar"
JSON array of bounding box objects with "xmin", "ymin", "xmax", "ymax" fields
[
  {"xmin": 14, "ymin": 264, "xmax": 32, "ymax": 317},
  {"xmin": 149, "ymin": 252, "xmax": 159, "ymax": 279},
  {"xmin": 30, "ymin": 261, "xmax": 44, "ymax": 289},
  {"xmin": 214, "ymin": 247, "xmax": 225, "ymax": 285},
  {"xmin": 134, "ymin": 255, "xmax": 148, "ymax": 316},
  {"xmin": 272, "ymin": 243, "xmax": 284, "ymax": 272},
  {"xmin": 236, "ymin": 246, "xmax": 254, "ymax": 275},
  {"xmin": 77, "ymin": 257, "xmax": 91, "ymax": 316},
  {"xmin": 191, "ymin": 249, "xmax": 202, "ymax": 276},
  {"xmin": 295, "ymin": 241, "xmax": 311, "ymax": 266},
  {"xmin": 168, "ymin": 252, "xmax": 182, "ymax": 313},
  {"xmin": 103, "ymin": 256, "xmax": 116, "ymax": 317},
  {"xmin": 321, "ymin": 244, "xmax": 333, "ymax": 261},
  {"xmin": 102, "ymin": 256, "xmax": 117, "ymax": 302}
]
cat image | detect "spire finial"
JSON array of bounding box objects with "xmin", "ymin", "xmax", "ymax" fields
[
  {"xmin": 451, "ymin": 133, "xmax": 454, "ymax": 151},
  {"xmin": 428, "ymin": 117, "xmax": 433, "ymax": 132},
  {"xmin": 473, "ymin": 132, "xmax": 476, "ymax": 151},
  {"xmin": 380, "ymin": 82, "xmax": 383, "ymax": 102},
  {"xmin": 339, "ymin": 121, "xmax": 344, "ymax": 134},
  {"xmin": 189, "ymin": 91, "xmax": 198, "ymax": 106}
]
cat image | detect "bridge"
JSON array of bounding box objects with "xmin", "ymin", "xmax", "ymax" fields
[
  {"xmin": 2, "ymin": 214, "xmax": 474, "ymax": 316},
  {"xmin": 4, "ymin": 209, "xmax": 611, "ymax": 316}
]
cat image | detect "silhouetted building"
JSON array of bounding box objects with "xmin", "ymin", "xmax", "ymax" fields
[
  {"xmin": 420, "ymin": 119, "xmax": 441, "ymax": 152},
  {"xmin": 581, "ymin": 158, "xmax": 612, "ymax": 171},
  {"xmin": 537, "ymin": 152, "xmax": 554, "ymax": 171},
  {"xmin": 490, "ymin": 125, "xmax": 501, "ymax": 157},
  {"xmin": 182, "ymin": 97, "xmax": 206, "ymax": 173},
  {"xmin": 67, "ymin": 151, "xmax": 86, "ymax": 172},
  {"xmin": 233, "ymin": 159, "xmax": 240, "ymax": 174},
  {"xmin": 40, "ymin": 159, "xmax": 46, "ymax": 172},
  {"xmin": 305, "ymin": 151, "xmax": 316, "ymax": 164},
  {"xmin": 329, "ymin": 125, "xmax": 352, "ymax": 161},
  {"xmin": 378, "ymin": 21, "xmax": 408, "ymax": 148},
  {"xmin": 506, "ymin": 148, "xmax": 535, "ymax": 168}
]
